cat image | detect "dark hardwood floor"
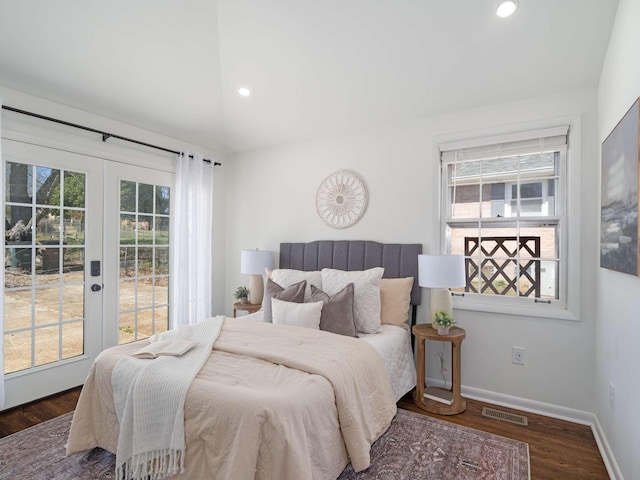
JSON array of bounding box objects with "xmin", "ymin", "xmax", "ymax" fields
[
  {"xmin": 0, "ymin": 386, "xmax": 81, "ymax": 438},
  {"xmin": 0, "ymin": 388, "xmax": 609, "ymax": 479},
  {"xmin": 398, "ymin": 395, "xmax": 609, "ymax": 479}
]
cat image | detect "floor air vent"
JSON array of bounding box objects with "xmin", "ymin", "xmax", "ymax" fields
[{"xmin": 481, "ymin": 407, "xmax": 528, "ymax": 426}]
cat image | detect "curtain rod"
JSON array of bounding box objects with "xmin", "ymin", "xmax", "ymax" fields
[{"xmin": 1, "ymin": 105, "xmax": 221, "ymax": 166}]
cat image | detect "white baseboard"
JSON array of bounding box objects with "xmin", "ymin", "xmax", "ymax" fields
[
  {"xmin": 590, "ymin": 414, "xmax": 624, "ymax": 480},
  {"xmin": 425, "ymin": 378, "xmax": 623, "ymax": 479}
]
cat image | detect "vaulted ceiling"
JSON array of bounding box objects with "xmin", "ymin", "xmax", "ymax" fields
[{"xmin": 0, "ymin": 0, "xmax": 619, "ymax": 154}]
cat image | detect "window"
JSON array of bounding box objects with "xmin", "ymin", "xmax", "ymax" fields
[
  {"xmin": 440, "ymin": 126, "xmax": 569, "ymax": 312},
  {"xmin": 118, "ymin": 180, "xmax": 171, "ymax": 344},
  {"xmin": 4, "ymin": 161, "xmax": 87, "ymax": 373}
]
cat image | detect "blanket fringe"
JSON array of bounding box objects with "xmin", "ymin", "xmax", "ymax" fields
[{"xmin": 117, "ymin": 448, "xmax": 185, "ymax": 480}]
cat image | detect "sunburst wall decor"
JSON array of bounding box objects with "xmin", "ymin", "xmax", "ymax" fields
[{"xmin": 316, "ymin": 170, "xmax": 368, "ymax": 228}]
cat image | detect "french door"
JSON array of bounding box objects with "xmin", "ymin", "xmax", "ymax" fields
[
  {"xmin": 3, "ymin": 139, "xmax": 103, "ymax": 409},
  {"xmin": 103, "ymin": 162, "xmax": 172, "ymax": 348},
  {"xmin": 2, "ymin": 139, "xmax": 174, "ymax": 409}
]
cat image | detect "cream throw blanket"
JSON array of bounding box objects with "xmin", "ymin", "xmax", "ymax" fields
[{"xmin": 111, "ymin": 316, "xmax": 224, "ymax": 480}]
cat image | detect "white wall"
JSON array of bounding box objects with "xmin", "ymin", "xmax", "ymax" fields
[
  {"xmin": 225, "ymin": 88, "xmax": 600, "ymax": 413},
  {"xmin": 0, "ymin": 84, "xmax": 228, "ymax": 316},
  {"xmin": 597, "ymin": 0, "xmax": 640, "ymax": 478}
]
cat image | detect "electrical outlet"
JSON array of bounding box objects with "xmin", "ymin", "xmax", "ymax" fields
[
  {"xmin": 512, "ymin": 346, "xmax": 525, "ymax": 365},
  {"xmin": 609, "ymin": 382, "xmax": 615, "ymax": 409}
]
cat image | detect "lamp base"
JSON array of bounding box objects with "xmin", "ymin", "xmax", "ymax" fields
[
  {"xmin": 430, "ymin": 288, "xmax": 453, "ymax": 327},
  {"xmin": 249, "ymin": 274, "xmax": 265, "ymax": 305}
]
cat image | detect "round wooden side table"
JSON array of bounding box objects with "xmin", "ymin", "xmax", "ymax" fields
[
  {"xmin": 233, "ymin": 302, "xmax": 262, "ymax": 317},
  {"xmin": 412, "ymin": 324, "xmax": 466, "ymax": 415}
]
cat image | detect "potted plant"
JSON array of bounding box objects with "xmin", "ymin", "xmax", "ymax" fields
[
  {"xmin": 234, "ymin": 286, "xmax": 250, "ymax": 304},
  {"xmin": 433, "ymin": 310, "xmax": 455, "ymax": 335}
]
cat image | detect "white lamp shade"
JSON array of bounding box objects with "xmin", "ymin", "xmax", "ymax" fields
[
  {"xmin": 240, "ymin": 250, "xmax": 274, "ymax": 275},
  {"xmin": 418, "ymin": 254, "xmax": 466, "ymax": 288}
]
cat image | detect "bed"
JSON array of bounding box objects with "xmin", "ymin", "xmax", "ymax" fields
[{"xmin": 67, "ymin": 240, "xmax": 422, "ymax": 480}]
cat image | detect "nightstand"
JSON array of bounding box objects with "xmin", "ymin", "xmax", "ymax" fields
[
  {"xmin": 233, "ymin": 302, "xmax": 262, "ymax": 317},
  {"xmin": 412, "ymin": 324, "xmax": 466, "ymax": 415}
]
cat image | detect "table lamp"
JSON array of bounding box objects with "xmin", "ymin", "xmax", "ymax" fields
[
  {"xmin": 418, "ymin": 254, "xmax": 466, "ymax": 326},
  {"xmin": 240, "ymin": 249, "xmax": 274, "ymax": 305}
]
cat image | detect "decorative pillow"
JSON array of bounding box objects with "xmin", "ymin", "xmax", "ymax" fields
[
  {"xmin": 271, "ymin": 269, "xmax": 322, "ymax": 302},
  {"xmin": 271, "ymin": 298, "xmax": 323, "ymax": 330},
  {"xmin": 309, "ymin": 283, "xmax": 356, "ymax": 337},
  {"xmin": 320, "ymin": 267, "xmax": 384, "ymax": 334},
  {"xmin": 262, "ymin": 278, "xmax": 306, "ymax": 323},
  {"xmin": 380, "ymin": 277, "xmax": 414, "ymax": 327}
]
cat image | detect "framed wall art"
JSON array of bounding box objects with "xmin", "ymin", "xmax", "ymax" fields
[
  {"xmin": 316, "ymin": 170, "xmax": 368, "ymax": 229},
  {"xmin": 600, "ymin": 97, "xmax": 640, "ymax": 276}
]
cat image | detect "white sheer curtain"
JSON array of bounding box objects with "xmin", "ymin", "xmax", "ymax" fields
[
  {"xmin": 0, "ymin": 98, "xmax": 4, "ymax": 408},
  {"xmin": 171, "ymin": 152, "xmax": 214, "ymax": 326}
]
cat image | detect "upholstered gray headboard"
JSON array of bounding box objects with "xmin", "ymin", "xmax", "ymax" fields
[{"xmin": 279, "ymin": 241, "xmax": 422, "ymax": 306}]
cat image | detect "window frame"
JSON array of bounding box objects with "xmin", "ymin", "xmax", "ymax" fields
[{"xmin": 438, "ymin": 124, "xmax": 580, "ymax": 320}]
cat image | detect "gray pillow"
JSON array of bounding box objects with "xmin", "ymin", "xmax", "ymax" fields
[
  {"xmin": 263, "ymin": 278, "xmax": 306, "ymax": 323},
  {"xmin": 309, "ymin": 283, "xmax": 356, "ymax": 337}
]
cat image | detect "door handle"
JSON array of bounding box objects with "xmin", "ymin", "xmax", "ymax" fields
[{"xmin": 91, "ymin": 284, "xmax": 102, "ymax": 292}]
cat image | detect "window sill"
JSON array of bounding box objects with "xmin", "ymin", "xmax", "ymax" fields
[{"xmin": 452, "ymin": 297, "xmax": 580, "ymax": 321}]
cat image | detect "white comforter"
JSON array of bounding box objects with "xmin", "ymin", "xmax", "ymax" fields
[
  {"xmin": 67, "ymin": 318, "xmax": 397, "ymax": 480},
  {"xmin": 244, "ymin": 311, "xmax": 417, "ymax": 401}
]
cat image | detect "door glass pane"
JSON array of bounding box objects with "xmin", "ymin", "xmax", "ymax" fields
[
  {"xmin": 119, "ymin": 280, "xmax": 136, "ymax": 311},
  {"xmin": 63, "ymin": 210, "xmax": 84, "ymax": 244},
  {"xmin": 63, "ymin": 248, "xmax": 84, "ymax": 283},
  {"xmin": 154, "ymin": 277, "xmax": 168, "ymax": 306},
  {"xmin": 3, "ymin": 161, "xmax": 87, "ymax": 374},
  {"xmin": 37, "ymin": 248, "xmax": 61, "ymax": 282},
  {"xmin": 138, "ymin": 183, "xmax": 154, "ymax": 213},
  {"xmin": 156, "ymin": 186, "xmax": 170, "ymax": 214},
  {"xmin": 120, "ymin": 214, "xmax": 135, "ymax": 244},
  {"xmin": 3, "ymin": 290, "xmax": 31, "ymax": 330},
  {"xmin": 155, "ymin": 247, "xmax": 169, "ymax": 275},
  {"xmin": 119, "ymin": 247, "xmax": 136, "ymax": 278},
  {"xmin": 62, "ymin": 285, "xmax": 84, "ymax": 321},
  {"xmin": 120, "ymin": 180, "xmax": 136, "ymax": 212},
  {"xmin": 118, "ymin": 180, "xmax": 171, "ymax": 344},
  {"xmin": 34, "ymin": 325, "xmax": 59, "ymax": 367},
  {"xmin": 156, "ymin": 217, "xmax": 169, "ymax": 245},
  {"xmin": 6, "ymin": 162, "xmax": 33, "ymax": 203},
  {"xmin": 137, "ymin": 279, "xmax": 153, "ymax": 310},
  {"xmin": 138, "ymin": 247, "xmax": 153, "ymax": 275},
  {"xmin": 119, "ymin": 312, "xmax": 136, "ymax": 344},
  {"xmin": 63, "ymin": 171, "xmax": 85, "ymax": 208},
  {"xmin": 36, "ymin": 209, "xmax": 60, "ymax": 243},
  {"xmin": 4, "ymin": 330, "xmax": 32, "ymax": 373},
  {"xmin": 36, "ymin": 167, "xmax": 61, "ymax": 206},
  {"xmin": 137, "ymin": 216, "xmax": 153, "ymax": 245},
  {"xmin": 34, "ymin": 287, "xmax": 60, "ymax": 326},
  {"xmin": 62, "ymin": 321, "xmax": 83, "ymax": 359},
  {"xmin": 155, "ymin": 306, "xmax": 169, "ymax": 334}
]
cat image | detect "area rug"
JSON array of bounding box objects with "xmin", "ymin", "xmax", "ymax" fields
[{"xmin": 0, "ymin": 408, "xmax": 529, "ymax": 479}]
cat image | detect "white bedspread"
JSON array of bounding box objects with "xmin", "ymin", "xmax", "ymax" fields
[
  {"xmin": 359, "ymin": 324, "xmax": 416, "ymax": 401},
  {"xmin": 112, "ymin": 317, "xmax": 224, "ymax": 480},
  {"xmin": 68, "ymin": 318, "xmax": 396, "ymax": 480},
  {"xmin": 243, "ymin": 311, "xmax": 416, "ymax": 402}
]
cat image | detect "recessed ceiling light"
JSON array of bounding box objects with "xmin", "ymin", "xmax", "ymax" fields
[
  {"xmin": 238, "ymin": 87, "xmax": 251, "ymax": 97},
  {"xmin": 496, "ymin": 0, "xmax": 518, "ymax": 17}
]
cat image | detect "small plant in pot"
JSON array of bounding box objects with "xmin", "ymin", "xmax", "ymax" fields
[
  {"xmin": 234, "ymin": 286, "xmax": 250, "ymax": 304},
  {"xmin": 433, "ymin": 310, "xmax": 455, "ymax": 335}
]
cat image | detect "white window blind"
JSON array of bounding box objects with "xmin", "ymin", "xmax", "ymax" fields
[{"xmin": 440, "ymin": 126, "xmax": 569, "ymax": 163}]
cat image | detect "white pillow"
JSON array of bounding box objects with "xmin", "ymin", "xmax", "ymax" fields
[
  {"xmin": 321, "ymin": 267, "xmax": 384, "ymax": 334},
  {"xmin": 271, "ymin": 298, "xmax": 323, "ymax": 330},
  {"xmin": 271, "ymin": 269, "xmax": 322, "ymax": 302}
]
